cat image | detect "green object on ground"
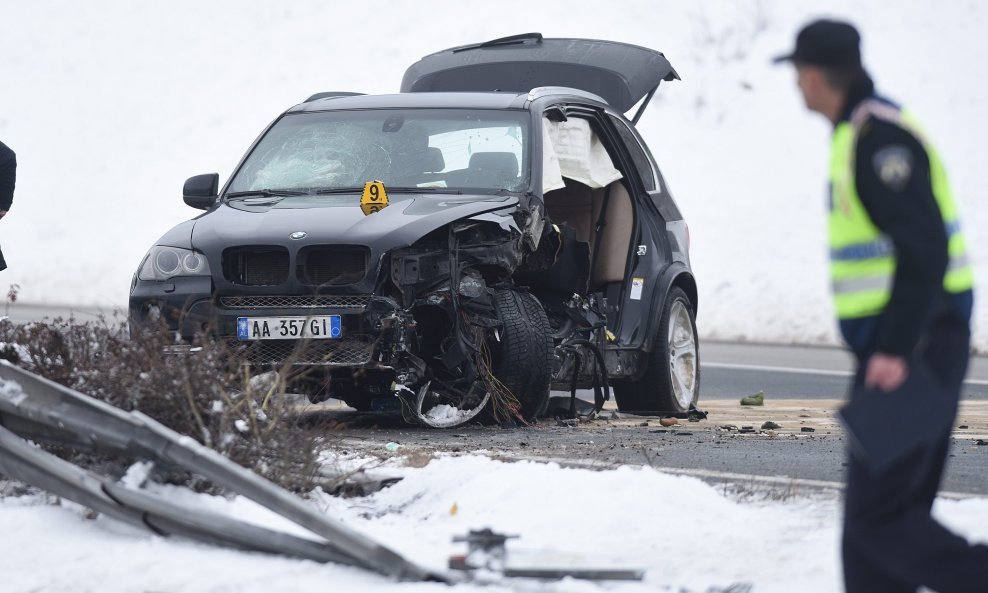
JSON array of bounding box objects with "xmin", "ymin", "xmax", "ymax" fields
[{"xmin": 740, "ymin": 391, "xmax": 765, "ymax": 406}]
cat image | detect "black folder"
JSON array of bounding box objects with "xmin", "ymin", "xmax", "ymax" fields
[{"xmin": 837, "ymin": 364, "xmax": 955, "ymax": 474}]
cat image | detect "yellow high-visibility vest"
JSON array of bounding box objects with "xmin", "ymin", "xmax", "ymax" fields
[{"xmin": 829, "ymin": 99, "xmax": 973, "ymax": 319}]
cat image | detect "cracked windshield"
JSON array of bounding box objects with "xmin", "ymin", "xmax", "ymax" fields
[{"xmin": 227, "ymin": 109, "xmax": 529, "ymax": 194}]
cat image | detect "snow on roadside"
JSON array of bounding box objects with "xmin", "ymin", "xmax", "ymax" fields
[{"xmin": 3, "ymin": 454, "xmax": 987, "ymax": 593}]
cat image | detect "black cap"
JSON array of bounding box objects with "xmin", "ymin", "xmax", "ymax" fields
[{"xmin": 773, "ymin": 19, "xmax": 862, "ymax": 69}]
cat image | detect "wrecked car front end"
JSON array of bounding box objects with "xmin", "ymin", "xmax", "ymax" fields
[{"xmin": 130, "ymin": 101, "xmax": 552, "ymax": 427}]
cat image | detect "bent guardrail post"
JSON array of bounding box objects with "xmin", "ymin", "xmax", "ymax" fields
[
  {"xmin": 0, "ymin": 361, "xmax": 441, "ymax": 582},
  {"xmin": 0, "ymin": 423, "xmax": 357, "ymax": 565}
]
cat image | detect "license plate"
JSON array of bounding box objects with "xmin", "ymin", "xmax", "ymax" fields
[{"xmin": 237, "ymin": 316, "xmax": 341, "ymax": 341}]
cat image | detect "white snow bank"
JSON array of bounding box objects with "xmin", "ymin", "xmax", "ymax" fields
[
  {"xmin": 0, "ymin": 0, "xmax": 986, "ymax": 349},
  {"xmin": 3, "ymin": 454, "xmax": 988, "ymax": 592}
]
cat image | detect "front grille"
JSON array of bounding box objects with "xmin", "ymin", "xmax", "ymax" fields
[
  {"xmin": 298, "ymin": 246, "xmax": 368, "ymax": 286},
  {"xmin": 219, "ymin": 295, "xmax": 372, "ymax": 310},
  {"xmin": 229, "ymin": 335, "xmax": 377, "ymax": 366},
  {"xmin": 223, "ymin": 247, "xmax": 290, "ymax": 286}
]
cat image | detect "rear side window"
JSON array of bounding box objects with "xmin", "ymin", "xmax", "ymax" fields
[{"xmin": 607, "ymin": 115, "xmax": 656, "ymax": 192}]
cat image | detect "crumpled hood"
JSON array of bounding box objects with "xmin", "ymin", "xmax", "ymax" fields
[{"xmin": 189, "ymin": 193, "xmax": 519, "ymax": 252}]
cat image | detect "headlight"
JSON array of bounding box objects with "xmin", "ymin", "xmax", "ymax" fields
[{"xmin": 138, "ymin": 246, "xmax": 211, "ymax": 281}]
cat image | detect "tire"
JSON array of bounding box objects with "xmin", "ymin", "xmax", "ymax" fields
[
  {"xmin": 614, "ymin": 287, "xmax": 700, "ymax": 415},
  {"xmin": 490, "ymin": 288, "xmax": 553, "ymax": 421}
]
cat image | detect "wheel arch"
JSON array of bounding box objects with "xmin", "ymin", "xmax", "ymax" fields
[
  {"xmin": 641, "ymin": 264, "xmax": 697, "ymax": 352},
  {"xmin": 671, "ymin": 271, "xmax": 698, "ymax": 317}
]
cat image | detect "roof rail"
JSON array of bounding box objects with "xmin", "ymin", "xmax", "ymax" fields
[
  {"xmin": 527, "ymin": 86, "xmax": 608, "ymax": 105},
  {"xmin": 303, "ymin": 91, "xmax": 366, "ymax": 102}
]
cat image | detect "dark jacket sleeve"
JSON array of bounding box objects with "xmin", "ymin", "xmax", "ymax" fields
[
  {"xmin": 853, "ymin": 119, "xmax": 949, "ymax": 357},
  {"xmin": 0, "ymin": 141, "xmax": 15, "ymax": 211}
]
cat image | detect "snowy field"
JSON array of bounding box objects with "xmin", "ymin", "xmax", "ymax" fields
[
  {"xmin": 1, "ymin": 0, "xmax": 987, "ymax": 349},
  {"xmin": 2, "ymin": 454, "xmax": 988, "ymax": 593}
]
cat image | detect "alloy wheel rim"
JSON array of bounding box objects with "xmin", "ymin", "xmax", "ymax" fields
[
  {"xmin": 667, "ymin": 301, "xmax": 697, "ymax": 409},
  {"xmin": 413, "ymin": 380, "xmax": 491, "ymax": 428}
]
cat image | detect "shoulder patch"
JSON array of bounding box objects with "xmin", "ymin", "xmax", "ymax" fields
[{"xmin": 872, "ymin": 144, "xmax": 913, "ymax": 192}]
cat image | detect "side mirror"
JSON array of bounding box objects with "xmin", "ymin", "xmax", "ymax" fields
[{"xmin": 183, "ymin": 173, "xmax": 219, "ymax": 210}]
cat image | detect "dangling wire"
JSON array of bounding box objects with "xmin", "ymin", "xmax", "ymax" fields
[{"xmin": 553, "ymin": 335, "xmax": 611, "ymax": 419}]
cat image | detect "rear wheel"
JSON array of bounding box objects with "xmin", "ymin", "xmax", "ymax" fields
[
  {"xmin": 614, "ymin": 287, "xmax": 699, "ymax": 415},
  {"xmin": 489, "ymin": 288, "xmax": 553, "ymax": 422}
]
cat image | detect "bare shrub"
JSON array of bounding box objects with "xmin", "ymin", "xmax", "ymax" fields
[{"xmin": 0, "ymin": 316, "xmax": 322, "ymax": 493}]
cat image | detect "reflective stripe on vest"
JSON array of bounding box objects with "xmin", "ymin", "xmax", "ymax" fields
[{"xmin": 829, "ymin": 99, "xmax": 974, "ymax": 319}]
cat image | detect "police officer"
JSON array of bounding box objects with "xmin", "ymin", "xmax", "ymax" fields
[
  {"xmin": 776, "ymin": 20, "xmax": 988, "ymax": 592},
  {"xmin": 0, "ymin": 139, "xmax": 15, "ymax": 271}
]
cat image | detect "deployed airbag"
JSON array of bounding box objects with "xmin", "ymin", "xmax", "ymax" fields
[{"xmin": 542, "ymin": 118, "xmax": 622, "ymax": 193}]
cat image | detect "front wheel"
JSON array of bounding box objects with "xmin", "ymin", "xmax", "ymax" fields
[
  {"xmin": 613, "ymin": 287, "xmax": 700, "ymax": 415},
  {"xmin": 489, "ymin": 288, "xmax": 553, "ymax": 422}
]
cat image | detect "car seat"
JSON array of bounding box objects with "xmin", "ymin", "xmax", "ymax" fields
[{"xmin": 466, "ymin": 152, "xmax": 518, "ymax": 187}]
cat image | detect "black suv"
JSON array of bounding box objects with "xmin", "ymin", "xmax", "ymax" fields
[{"xmin": 130, "ymin": 34, "xmax": 699, "ymax": 427}]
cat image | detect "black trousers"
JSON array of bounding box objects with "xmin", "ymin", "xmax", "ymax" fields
[{"xmin": 843, "ymin": 314, "xmax": 988, "ymax": 592}]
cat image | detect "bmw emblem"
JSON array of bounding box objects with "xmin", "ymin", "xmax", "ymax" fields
[{"xmin": 290, "ymin": 231, "xmax": 307, "ymax": 240}]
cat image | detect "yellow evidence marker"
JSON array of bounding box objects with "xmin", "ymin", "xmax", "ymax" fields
[{"xmin": 360, "ymin": 180, "xmax": 389, "ymax": 216}]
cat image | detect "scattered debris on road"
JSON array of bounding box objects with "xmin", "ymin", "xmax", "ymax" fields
[
  {"xmin": 449, "ymin": 528, "xmax": 643, "ymax": 581},
  {"xmin": 740, "ymin": 391, "xmax": 765, "ymax": 406}
]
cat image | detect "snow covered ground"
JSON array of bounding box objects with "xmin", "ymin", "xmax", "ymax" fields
[
  {"xmin": 1, "ymin": 0, "xmax": 987, "ymax": 349},
  {"xmin": 2, "ymin": 454, "xmax": 987, "ymax": 593},
  {"xmin": 3, "ymin": 4, "xmax": 988, "ymax": 589}
]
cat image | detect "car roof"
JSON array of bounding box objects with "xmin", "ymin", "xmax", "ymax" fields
[{"xmin": 287, "ymin": 92, "xmax": 535, "ymax": 113}]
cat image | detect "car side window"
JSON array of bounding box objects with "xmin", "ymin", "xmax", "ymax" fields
[{"xmin": 606, "ymin": 115, "xmax": 656, "ymax": 192}]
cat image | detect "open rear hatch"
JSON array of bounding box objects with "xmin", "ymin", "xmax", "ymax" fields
[{"xmin": 401, "ymin": 33, "xmax": 679, "ymax": 121}]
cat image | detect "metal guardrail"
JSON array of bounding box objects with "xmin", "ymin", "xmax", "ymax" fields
[{"xmin": 0, "ymin": 360, "xmax": 442, "ymax": 582}]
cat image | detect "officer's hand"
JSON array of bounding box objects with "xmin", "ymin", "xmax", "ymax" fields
[
  {"xmin": 0, "ymin": 210, "xmax": 6, "ymax": 220},
  {"xmin": 864, "ymin": 353, "xmax": 908, "ymax": 392}
]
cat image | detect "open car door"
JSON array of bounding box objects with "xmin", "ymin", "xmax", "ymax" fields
[{"xmin": 401, "ymin": 33, "xmax": 679, "ymax": 122}]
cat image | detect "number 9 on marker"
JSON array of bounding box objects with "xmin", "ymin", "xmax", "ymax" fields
[{"xmin": 360, "ymin": 180, "xmax": 389, "ymax": 216}]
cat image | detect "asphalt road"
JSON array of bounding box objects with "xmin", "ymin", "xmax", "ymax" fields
[
  {"xmin": 701, "ymin": 340, "xmax": 988, "ymax": 400},
  {"xmin": 334, "ymin": 340, "xmax": 988, "ymax": 496},
  {"xmin": 337, "ymin": 420, "xmax": 988, "ymax": 497},
  {"xmin": 1, "ymin": 302, "xmax": 116, "ymax": 324},
  {"xmin": 7, "ymin": 303, "xmax": 988, "ymax": 495}
]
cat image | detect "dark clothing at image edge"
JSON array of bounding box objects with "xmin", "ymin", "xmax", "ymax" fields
[{"xmin": 0, "ymin": 140, "xmax": 15, "ymax": 272}]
